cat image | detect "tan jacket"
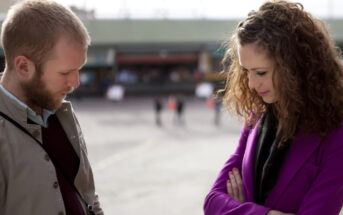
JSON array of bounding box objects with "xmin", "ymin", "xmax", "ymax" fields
[{"xmin": 0, "ymin": 88, "xmax": 104, "ymax": 215}]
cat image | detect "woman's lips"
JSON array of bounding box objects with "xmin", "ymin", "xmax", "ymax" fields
[{"xmin": 258, "ymin": 91, "xmax": 269, "ymax": 97}]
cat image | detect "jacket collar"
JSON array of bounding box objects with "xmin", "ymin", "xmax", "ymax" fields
[
  {"xmin": 0, "ymin": 86, "xmax": 80, "ymax": 155},
  {"xmin": 0, "ymin": 84, "xmax": 71, "ymax": 124},
  {"xmin": 0, "ymin": 84, "xmax": 30, "ymax": 127},
  {"xmin": 242, "ymin": 116, "xmax": 322, "ymax": 204},
  {"xmin": 264, "ymin": 131, "xmax": 321, "ymax": 206},
  {"xmin": 0, "ymin": 85, "xmax": 56, "ymax": 127},
  {"xmin": 55, "ymin": 102, "xmax": 81, "ymax": 158},
  {"xmin": 242, "ymin": 118, "xmax": 261, "ymax": 202}
]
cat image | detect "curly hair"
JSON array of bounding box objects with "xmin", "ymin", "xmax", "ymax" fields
[{"xmin": 222, "ymin": 0, "xmax": 343, "ymax": 144}]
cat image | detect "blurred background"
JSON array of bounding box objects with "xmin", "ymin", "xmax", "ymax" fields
[{"xmin": 0, "ymin": 0, "xmax": 343, "ymax": 214}]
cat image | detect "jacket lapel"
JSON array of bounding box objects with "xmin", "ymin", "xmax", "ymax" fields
[
  {"xmin": 264, "ymin": 131, "xmax": 321, "ymax": 206},
  {"xmin": 242, "ymin": 119, "xmax": 261, "ymax": 202},
  {"xmin": 56, "ymin": 102, "xmax": 81, "ymax": 157}
]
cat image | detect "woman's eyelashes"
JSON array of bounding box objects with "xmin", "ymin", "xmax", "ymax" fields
[
  {"xmin": 241, "ymin": 66, "xmax": 267, "ymax": 76},
  {"xmin": 256, "ymin": 71, "xmax": 267, "ymax": 76},
  {"xmin": 242, "ymin": 68, "xmax": 267, "ymax": 76}
]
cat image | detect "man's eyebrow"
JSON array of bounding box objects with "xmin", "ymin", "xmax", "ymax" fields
[
  {"xmin": 64, "ymin": 65, "xmax": 85, "ymax": 72},
  {"xmin": 61, "ymin": 68, "xmax": 77, "ymax": 73}
]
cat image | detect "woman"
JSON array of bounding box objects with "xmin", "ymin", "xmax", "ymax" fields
[{"xmin": 204, "ymin": 1, "xmax": 343, "ymax": 215}]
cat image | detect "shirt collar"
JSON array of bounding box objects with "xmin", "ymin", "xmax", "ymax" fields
[{"xmin": 0, "ymin": 85, "xmax": 55, "ymax": 128}]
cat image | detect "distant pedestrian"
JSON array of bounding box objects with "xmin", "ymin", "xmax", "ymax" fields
[
  {"xmin": 175, "ymin": 95, "xmax": 185, "ymax": 125},
  {"xmin": 154, "ymin": 97, "xmax": 163, "ymax": 126},
  {"xmin": 206, "ymin": 94, "xmax": 222, "ymax": 126}
]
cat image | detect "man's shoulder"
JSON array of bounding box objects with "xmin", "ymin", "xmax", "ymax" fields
[
  {"xmin": 0, "ymin": 88, "xmax": 28, "ymax": 123},
  {"xmin": 55, "ymin": 100, "xmax": 79, "ymax": 124},
  {"xmin": 56, "ymin": 100, "xmax": 73, "ymax": 113}
]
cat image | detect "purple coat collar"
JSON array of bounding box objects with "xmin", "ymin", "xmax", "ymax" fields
[{"xmin": 241, "ymin": 119, "xmax": 322, "ymax": 205}]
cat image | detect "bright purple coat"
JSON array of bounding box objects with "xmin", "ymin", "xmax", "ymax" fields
[{"xmin": 204, "ymin": 119, "xmax": 343, "ymax": 215}]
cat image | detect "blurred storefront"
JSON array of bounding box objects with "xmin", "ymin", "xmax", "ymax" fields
[
  {"xmin": 78, "ymin": 19, "xmax": 343, "ymax": 97},
  {"xmin": 79, "ymin": 45, "xmax": 227, "ymax": 97},
  {"xmin": 73, "ymin": 19, "xmax": 238, "ymax": 97},
  {"xmin": 0, "ymin": 18, "xmax": 342, "ymax": 97}
]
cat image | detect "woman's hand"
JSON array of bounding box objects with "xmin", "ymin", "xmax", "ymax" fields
[
  {"xmin": 226, "ymin": 167, "xmax": 245, "ymax": 203},
  {"xmin": 226, "ymin": 169, "xmax": 295, "ymax": 214},
  {"xmin": 267, "ymin": 210, "xmax": 295, "ymax": 215}
]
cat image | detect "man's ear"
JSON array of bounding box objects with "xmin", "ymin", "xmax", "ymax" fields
[{"xmin": 14, "ymin": 55, "xmax": 35, "ymax": 79}]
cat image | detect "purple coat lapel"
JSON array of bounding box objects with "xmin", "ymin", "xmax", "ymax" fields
[
  {"xmin": 242, "ymin": 119, "xmax": 261, "ymax": 202},
  {"xmin": 265, "ymin": 131, "xmax": 321, "ymax": 206},
  {"xmin": 242, "ymin": 119, "xmax": 322, "ymax": 206}
]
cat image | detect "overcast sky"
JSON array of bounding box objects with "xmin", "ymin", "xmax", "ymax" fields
[{"xmin": 54, "ymin": 0, "xmax": 343, "ymax": 19}]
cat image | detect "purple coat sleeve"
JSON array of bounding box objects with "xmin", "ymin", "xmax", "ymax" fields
[{"xmin": 204, "ymin": 125, "xmax": 271, "ymax": 215}]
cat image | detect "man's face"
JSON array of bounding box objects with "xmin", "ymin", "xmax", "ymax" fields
[{"xmin": 22, "ymin": 36, "xmax": 87, "ymax": 111}]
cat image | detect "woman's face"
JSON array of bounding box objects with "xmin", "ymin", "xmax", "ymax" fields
[{"xmin": 238, "ymin": 43, "xmax": 277, "ymax": 103}]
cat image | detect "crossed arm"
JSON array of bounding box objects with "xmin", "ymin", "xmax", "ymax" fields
[
  {"xmin": 205, "ymin": 123, "xmax": 343, "ymax": 215},
  {"xmin": 226, "ymin": 168, "xmax": 295, "ymax": 215}
]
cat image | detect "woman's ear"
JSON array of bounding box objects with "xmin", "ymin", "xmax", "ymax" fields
[{"xmin": 14, "ymin": 55, "xmax": 35, "ymax": 79}]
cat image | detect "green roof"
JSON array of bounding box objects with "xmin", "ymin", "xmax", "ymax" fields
[
  {"xmin": 82, "ymin": 19, "xmax": 343, "ymax": 45},
  {"xmin": 0, "ymin": 19, "xmax": 342, "ymax": 46},
  {"xmin": 83, "ymin": 19, "xmax": 239, "ymax": 45}
]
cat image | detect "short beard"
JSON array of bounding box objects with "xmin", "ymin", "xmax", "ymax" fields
[{"xmin": 21, "ymin": 68, "xmax": 66, "ymax": 111}]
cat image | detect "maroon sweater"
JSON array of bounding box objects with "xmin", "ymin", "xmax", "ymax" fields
[{"xmin": 42, "ymin": 114, "xmax": 85, "ymax": 215}]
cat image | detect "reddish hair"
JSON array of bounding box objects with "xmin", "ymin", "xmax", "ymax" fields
[{"xmin": 1, "ymin": 0, "xmax": 90, "ymax": 71}]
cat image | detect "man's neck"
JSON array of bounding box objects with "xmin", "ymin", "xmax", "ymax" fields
[{"xmin": 26, "ymin": 102, "xmax": 43, "ymax": 116}]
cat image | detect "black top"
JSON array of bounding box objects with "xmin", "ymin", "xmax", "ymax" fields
[{"xmin": 253, "ymin": 111, "xmax": 290, "ymax": 204}]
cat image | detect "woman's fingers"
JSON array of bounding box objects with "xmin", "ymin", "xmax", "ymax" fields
[
  {"xmin": 233, "ymin": 168, "xmax": 245, "ymax": 202},
  {"xmin": 226, "ymin": 168, "xmax": 245, "ymax": 203},
  {"xmin": 226, "ymin": 179, "xmax": 233, "ymax": 197},
  {"xmin": 229, "ymin": 171, "xmax": 239, "ymax": 200}
]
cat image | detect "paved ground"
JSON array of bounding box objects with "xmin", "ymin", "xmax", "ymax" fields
[
  {"xmin": 70, "ymin": 97, "xmax": 343, "ymax": 215},
  {"xmin": 71, "ymin": 97, "xmax": 242, "ymax": 215}
]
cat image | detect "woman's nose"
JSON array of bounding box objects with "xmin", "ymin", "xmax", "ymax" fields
[{"xmin": 248, "ymin": 74, "xmax": 257, "ymax": 90}]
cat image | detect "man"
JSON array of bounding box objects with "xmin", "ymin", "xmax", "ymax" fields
[{"xmin": 0, "ymin": 0, "xmax": 104, "ymax": 214}]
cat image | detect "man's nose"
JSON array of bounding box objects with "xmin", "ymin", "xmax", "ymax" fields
[{"xmin": 68, "ymin": 71, "xmax": 80, "ymax": 88}]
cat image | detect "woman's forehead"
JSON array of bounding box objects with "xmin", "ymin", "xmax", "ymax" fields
[{"xmin": 238, "ymin": 43, "xmax": 274, "ymax": 70}]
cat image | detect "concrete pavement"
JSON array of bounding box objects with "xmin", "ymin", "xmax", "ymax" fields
[{"xmin": 70, "ymin": 97, "xmax": 343, "ymax": 215}]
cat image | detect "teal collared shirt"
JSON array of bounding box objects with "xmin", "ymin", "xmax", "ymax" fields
[{"xmin": 0, "ymin": 85, "xmax": 55, "ymax": 128}]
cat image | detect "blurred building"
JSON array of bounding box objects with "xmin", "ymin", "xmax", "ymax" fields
[
  {"xmin": 70, "ymin": 6, "xmax": 96, "ymax": 20},
  {"xmin": 79, "ymin": 19, "xmax": 343, "ymax": 96},
  {"xmin": 0, "ymin": 0, "xmax": 14, "ymax": 19},
  {"xmin": 0, "ymin": 4, "xmax": 343, "ymax": 96},
  {"xmin": 80, "ymin": 19, "xmax": 234, "ymax": 96}
]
